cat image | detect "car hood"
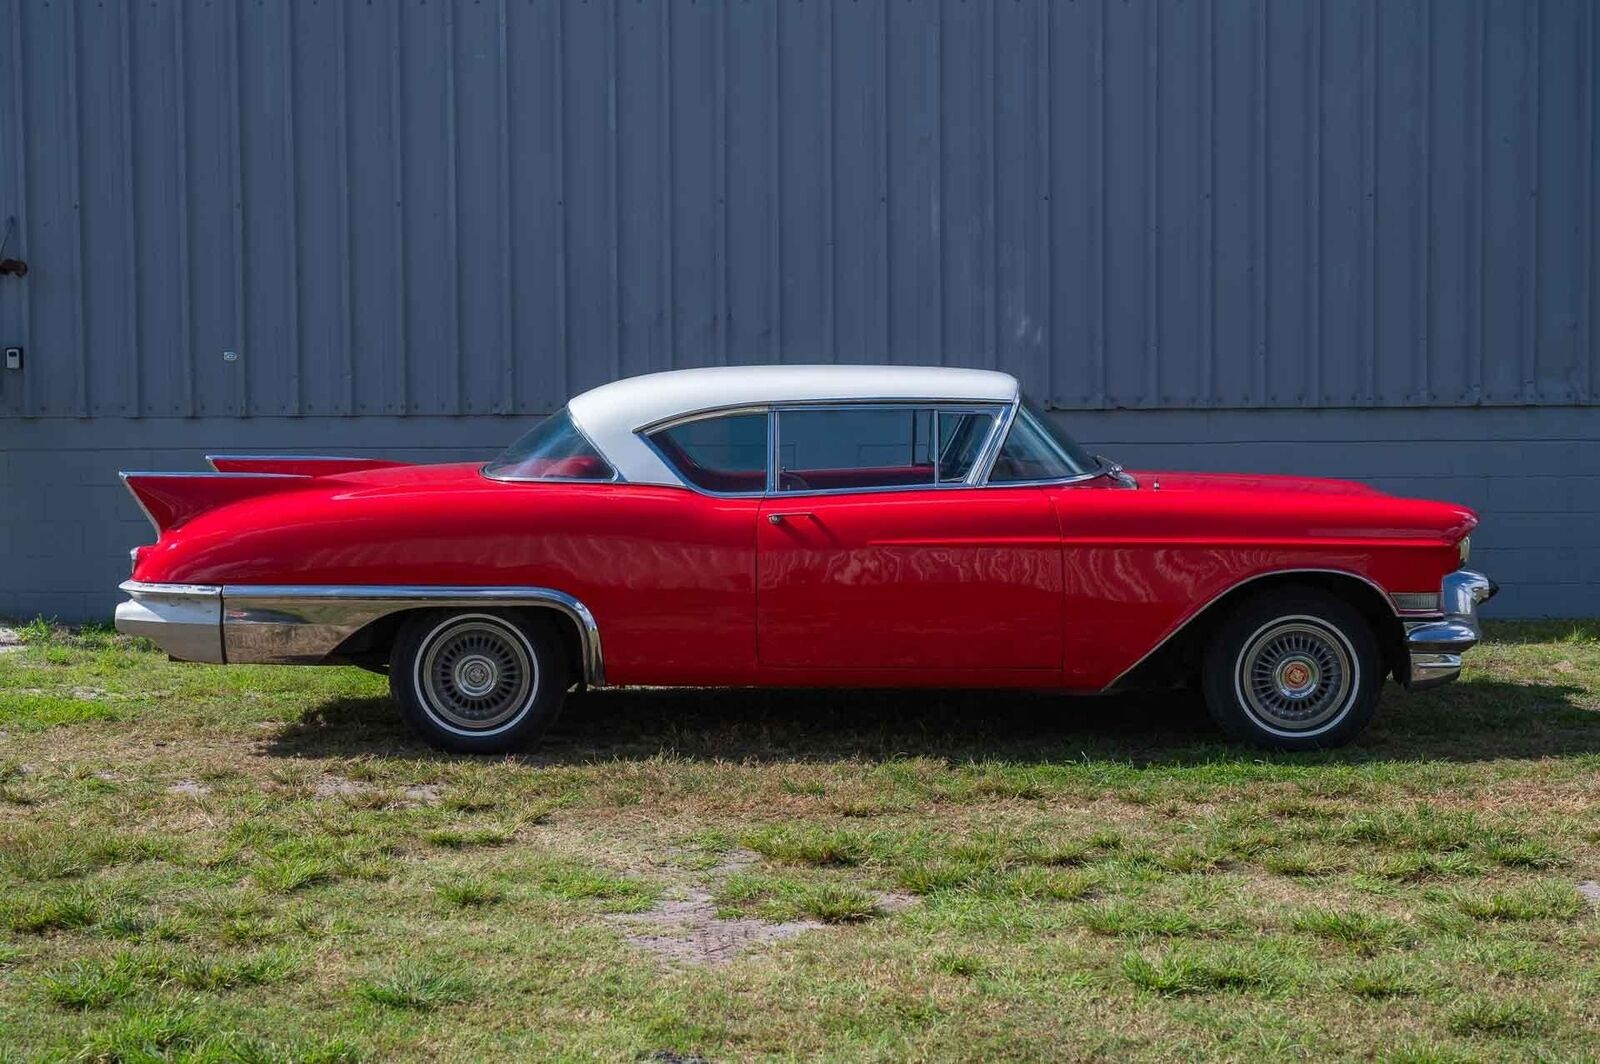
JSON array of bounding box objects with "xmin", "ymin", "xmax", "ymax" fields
[
  {"xmin": 1127, "ymin": 471, "xmax": 1387, "ymax": 496},
  {"xmin": 1115, "ymin": 470, "xmax": 1477, "ymax": 542}
]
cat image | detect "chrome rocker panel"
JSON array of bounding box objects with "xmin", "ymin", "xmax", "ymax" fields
[
  {"xmin": 1402, "ymin": 569, "xmax": 1497, "ymax": 691},
  {"xmin": 115, "ymin": 582, "xmax": 606, "ymax": 686}
]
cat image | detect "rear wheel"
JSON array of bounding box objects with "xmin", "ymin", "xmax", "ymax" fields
[
  {"xmin": 1201, "ymin": 589, "xmax": 1381, "ymax": 750},
  {"xmin": 388, "ymin": 610, "xmax": 567, "ymax": 753}
]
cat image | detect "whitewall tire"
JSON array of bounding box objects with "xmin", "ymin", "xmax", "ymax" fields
[
  {"xmin": 389, "ymin": 610, "xmax": 567, "ymax": 753},
  {"xmin": 1201, "ymin": 590, "xmax": 1382, "ymax": 750}
]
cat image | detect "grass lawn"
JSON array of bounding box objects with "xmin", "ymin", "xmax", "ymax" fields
[{"xmin": 1, "ymin": 618, "xmax": 1598, "ymax": 1062}]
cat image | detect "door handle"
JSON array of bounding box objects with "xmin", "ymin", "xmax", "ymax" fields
[{"xmin": 767, "ymin": 512, "xmax": 814, "ymax": 525}]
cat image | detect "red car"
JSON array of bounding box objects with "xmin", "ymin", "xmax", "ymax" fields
[{"xmin": 116, "ymin": 366, "xmax": 1493, "ymax": 753}]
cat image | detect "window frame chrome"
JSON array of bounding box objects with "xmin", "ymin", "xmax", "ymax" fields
[{"xmin": 628, "ymin": 394, "xmax": 1114, "ymax": 500}]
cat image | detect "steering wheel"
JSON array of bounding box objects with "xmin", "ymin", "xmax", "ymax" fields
[{"xmin": 778, "ymin": 470, "xmax": 811, "ymax": 492}]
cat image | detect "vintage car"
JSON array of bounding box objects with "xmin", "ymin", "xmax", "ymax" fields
[{"xmin": 116, "ymin": 365, "xmax": 1494, "ymax": 753}]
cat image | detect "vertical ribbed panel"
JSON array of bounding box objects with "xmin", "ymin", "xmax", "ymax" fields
[{"xmin": 0, "ymin": 0, "xmax": 1594, "ymax": 417}]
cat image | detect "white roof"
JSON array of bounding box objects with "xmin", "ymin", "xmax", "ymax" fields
[{"xmin": 568, "ymin": 364, "xmax": 1019, "ymax": 487}]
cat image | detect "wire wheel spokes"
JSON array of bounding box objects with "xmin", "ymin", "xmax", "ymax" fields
[
  {"xmin": 418, "ymin": 618, "xmax": 536, "ymax": 732},
  {"xmin": 1236, "ymin": 619, "xmax": 1354, "ymax": 732}
]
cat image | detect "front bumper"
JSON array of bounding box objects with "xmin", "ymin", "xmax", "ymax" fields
[{"xmin": 1401, "ymin": 569, "xmax": 1497, "ymax": 690}]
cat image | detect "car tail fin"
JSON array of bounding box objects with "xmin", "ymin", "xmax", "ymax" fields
[
  {"xmin": 205, "ymin": 455, "xmax": 407, "ymax": 476},
  {"xmin": 120, "ymin": 472, "xmax": 311, "ymax": 535}
]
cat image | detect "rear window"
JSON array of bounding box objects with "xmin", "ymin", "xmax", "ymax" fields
[{"xmin": 483, "ymin": 409, "xmax": 616, "ymax": 481}]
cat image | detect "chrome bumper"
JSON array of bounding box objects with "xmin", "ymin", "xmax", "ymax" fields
[
  {"xmin": 114, "ymin": 582, "xmax": 225, "ymax": 663},
  {"xmin": 1402, "ymin": 569, "xmax": 1497, "ymax": 690}
]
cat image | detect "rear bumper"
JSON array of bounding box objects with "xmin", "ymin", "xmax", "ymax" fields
[
  {"xmin": 1401, "ymin": 569, "xmax": 1497, "ymax": 690},
  {"xmin": 113, "ymin": 581, "xmax": 224, "ymax": 663}
]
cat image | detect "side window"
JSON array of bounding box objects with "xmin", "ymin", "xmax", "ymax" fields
[
  {"xmin": 775, "ymin": 406, "xmax": 996, "ymax": 492},
  {"xmin": 647, "ymin": 412, "xmax": 768, "ymax": 494}
]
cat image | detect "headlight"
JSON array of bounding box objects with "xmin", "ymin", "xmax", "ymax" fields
[{"xmin": 1458, "ymin": 535, "xmax": 1471, "ymax": 567}]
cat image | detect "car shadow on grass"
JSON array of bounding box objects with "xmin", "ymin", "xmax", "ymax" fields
[{"xmin": 263, "ymin": 678, "xmax": 1598, "ymax": 766}]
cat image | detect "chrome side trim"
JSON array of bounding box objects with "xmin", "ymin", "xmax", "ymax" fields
[
  {"xmin": 120, "ymin": 471, "xmax": 305, "ymax": 479},
  {"xmin": 220, "ymin": 585, "xmax": 605, "ymax": 686},
  {"xmin": 1102, "ymin": 568, "xmax": 1403, "ymax": 691},
  {"xmin": 114, "ymin": 581, "xmax": 224, "ymax": 663}
]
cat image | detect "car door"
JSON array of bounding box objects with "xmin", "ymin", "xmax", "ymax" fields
[{"xmin": 755, "ymin": 404, "xmax": 1063, "ymax": 675}]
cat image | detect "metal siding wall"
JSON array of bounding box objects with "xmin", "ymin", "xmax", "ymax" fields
[{"xmin": 0, "ymin": 0, "xmax": 1596, "ymax": 417}]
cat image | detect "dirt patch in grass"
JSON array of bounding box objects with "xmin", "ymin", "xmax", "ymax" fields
[
  {"xmin": 607, "ymin": 850, "xmax": 919, "ymax": 965},
  {"xmin": 311, "ymin": 775, "xmax": 370, "ymax": 799},
  {"xmin": 611, "ymin": 884, "xmax": 822, "ymax": 966},
  {"xmin": 608, "ymin": 851, "xmax": 821, "ymax": 966}
]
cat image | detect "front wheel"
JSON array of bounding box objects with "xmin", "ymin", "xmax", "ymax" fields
[
  {"xmin": 1201, "ymin": 590, "xmax": 1382, "ymax": 751},
  {"xmin": 388, "ymin": 610, "xmax": 567, "ymax": 754}
]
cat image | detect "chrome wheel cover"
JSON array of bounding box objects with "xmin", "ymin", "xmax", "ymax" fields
[
  {"xmin": 415, "ymin": 615, "xmax": 537, "ymax": 734},
  {"xmin": 1233, "ymin": 617, "xmax": 1357, "ymax": 736}
]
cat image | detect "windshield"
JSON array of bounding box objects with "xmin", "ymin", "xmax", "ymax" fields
[
  {"xmin": 987, "ymin": 398, "xmax": 1100, "ymax": 483},
  {"xmin": 483, "ymin": 409, "xmax": 616, "ymax": 481}
]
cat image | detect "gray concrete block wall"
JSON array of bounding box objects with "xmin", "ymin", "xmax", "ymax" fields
[{"xmin": 2, "ymin": 406, "xmax": 1592, "ymax": 622}]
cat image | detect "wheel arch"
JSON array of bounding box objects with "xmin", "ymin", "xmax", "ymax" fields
[
  {"xmin": 329, "ymin": 602, "xmax": 594, "ymax": 688},
  {"xmin": 1108, "ymin": 569, "xmax": 1407, "ymax": 692}
]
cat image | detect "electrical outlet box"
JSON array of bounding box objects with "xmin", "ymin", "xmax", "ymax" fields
[{"xmin": 3, "ymin": 347, "xmax": 20, "ymax": 370}]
